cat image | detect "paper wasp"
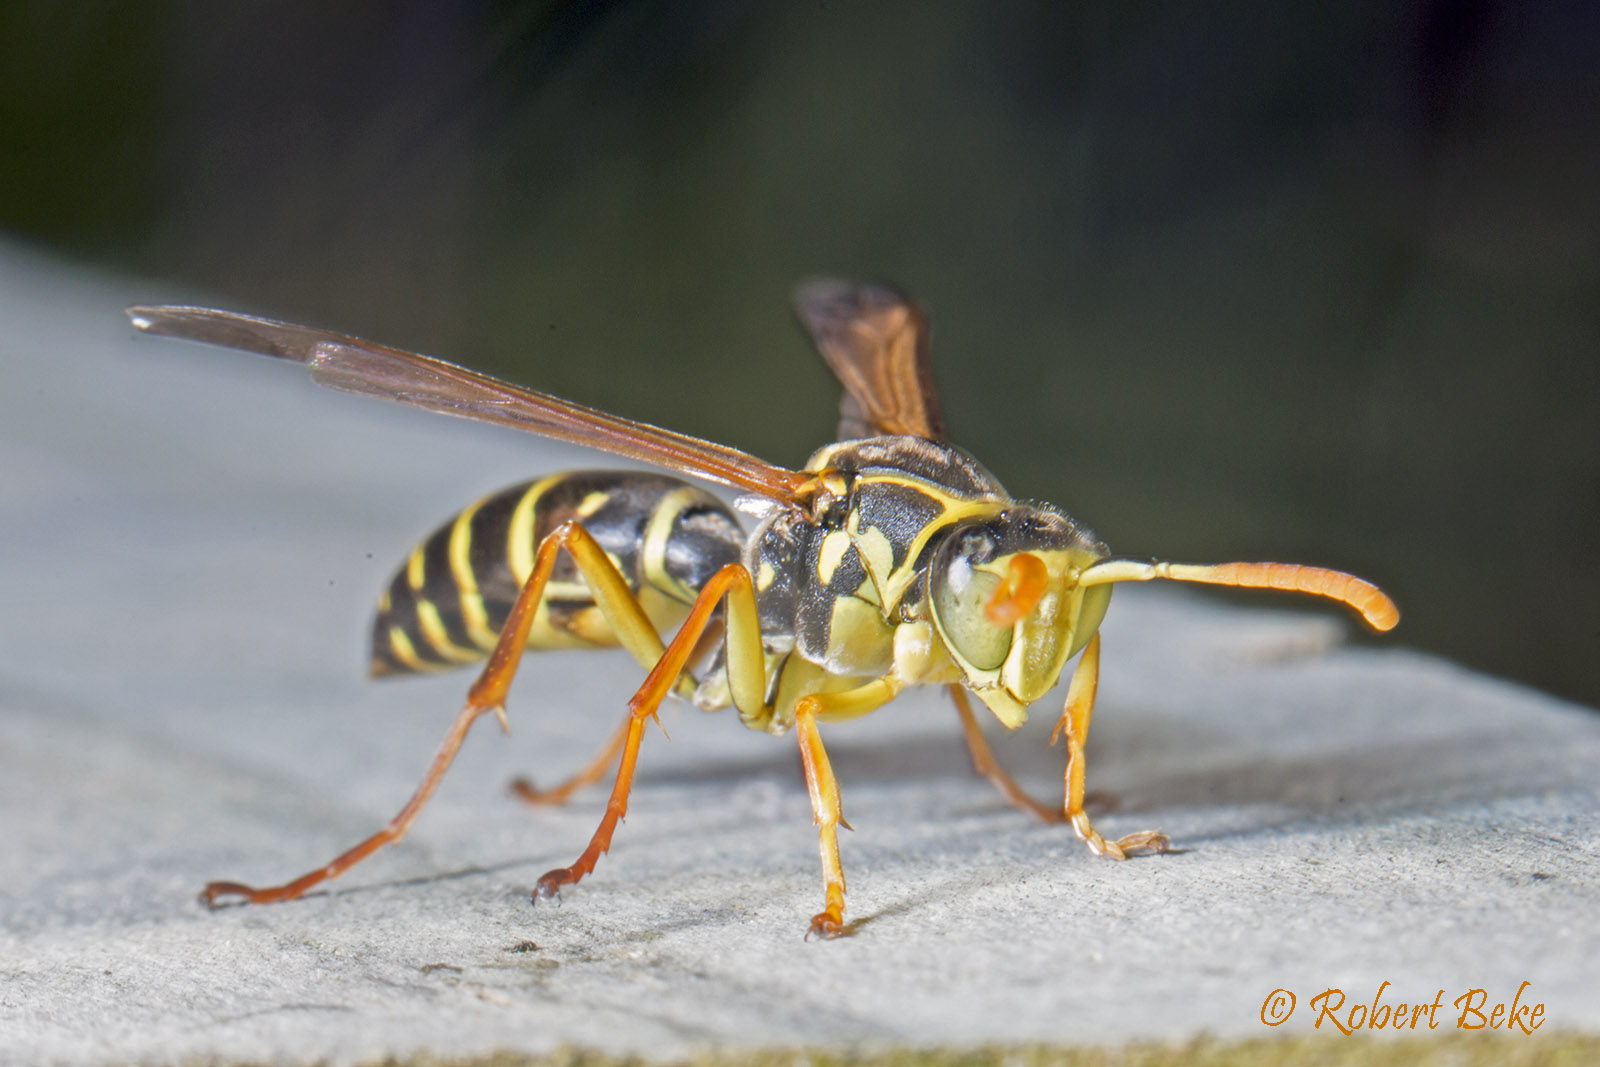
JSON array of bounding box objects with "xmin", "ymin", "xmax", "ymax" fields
[{"xmin": 128, "ymin": 281, "xmax": 1397, "ymax": 938}]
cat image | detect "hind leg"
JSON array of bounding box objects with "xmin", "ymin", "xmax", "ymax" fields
[{"xmin": 201, "ymin": 520, "xmax": 686, "ymax": 906}]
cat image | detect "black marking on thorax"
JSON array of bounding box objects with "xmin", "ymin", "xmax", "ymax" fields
[{"xmin": 745, "ymin": 436, "xmax": 1012, "ymax": 668}]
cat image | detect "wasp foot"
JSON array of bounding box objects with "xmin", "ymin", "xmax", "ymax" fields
[
  {"xmin": 532, "ymin": 869, "xmax": 576, "ymax": 905},
  {"xmin": 805, "ymin": 905, "xmax": 847, "ymax": 941}
]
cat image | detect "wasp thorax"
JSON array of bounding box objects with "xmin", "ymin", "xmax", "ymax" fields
[{"xmin": 928, "ymin": 507, "xmax": 1112, "ymax": 728}]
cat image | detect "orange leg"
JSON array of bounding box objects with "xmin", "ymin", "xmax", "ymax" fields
[
  {"xmin": 510, "ymin": 713, "xmax": 631, "ymax": 806},
  {"xmin": 788, "ymin": 677, "xmax": 900, "ymax": 939},
  {"xmin": 1052, "ymin": 633, "xmax": 1168, "ymax": 860},
  {"xmin": 509, "ymin": 617, "xmax": 724, "ymax": 807},
  {"xmin": 531, "ymin": 563, "xmax": 752, "ymax": 902},
  {"xmin": 795, "ymin": 699, "xmax": 847, "ymax": 938},
  {"xmin": 202, "ymin": 520, "xmax": 658, "ymax": 906},
  {"xmin": 953, "ymin": 685, "xmax": 1115, "ymax": 820},
  {"xmin": 201, "ymin": 698, "xmax": 494, "ymax": 905},
  {"xmin": 529, "ymin": 562, "xmax": 897, "ymax": 941},
  {"xmin": 950, "ymin": 684, "xmax": 1065, "ymax": 824}
]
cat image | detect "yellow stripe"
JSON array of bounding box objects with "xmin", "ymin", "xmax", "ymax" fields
[
  {"xmin": 541, "ymin": 579, "xmax": 595, "ymax": 601},
  {"xmin": 641, "ymin": 486, "xmax": 704, "ymax": 604},
  {"xmin": 415, "ymin": 598, "xmax": 484, "ymax": 663},
  {"xmin": 816, "ymin": 528, "xmax": 851, "ymax": 585},
  {"xmin": 447, "ymin": 496, "xmax": 500, "ymax": 651},
  {"xmin": 386, "ymin": 626, "xmax": 431, "ymax": 672},
  {"xmin": 848, "ymin": 474, "xmax": 1001, "ymax": 609},
  {"xmin": 576, "ymin": 490, "xmax": 611, "ymax": 518},
  {"xmin": 508, "ymin": 474, "xmax": 564, "ymax": 585},
  {"xmin": 851, "ymin": 523, "xmax": 896, "ymax": 588},
  {"xmin": 405, "ymin": 541, "xmax": 427, "ymax": 591}
]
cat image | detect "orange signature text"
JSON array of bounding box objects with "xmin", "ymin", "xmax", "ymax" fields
[{"xmin": 1259, "ymin": 981, "xmax": 1544, "ymax": 1034}]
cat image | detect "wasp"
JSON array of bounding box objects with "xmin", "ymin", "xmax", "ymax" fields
[{"xmin": 128, "ymin": 282, "xmax": 1398, "ymax": 938}]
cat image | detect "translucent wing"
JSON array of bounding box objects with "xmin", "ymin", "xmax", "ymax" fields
[
  {"xmin": 792, "ymin": 279, "xmax": 947, "ymax": 442},
  {"xmin": 127, "ymin": 306, "xmax": 813, "ymax": 505}
]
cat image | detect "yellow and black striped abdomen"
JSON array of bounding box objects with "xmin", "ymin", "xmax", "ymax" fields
[{"xmin": 369, "ymin": 471, "xmax": 745, "ymax": 676}]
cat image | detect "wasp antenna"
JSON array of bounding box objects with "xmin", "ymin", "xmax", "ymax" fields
[{"xmin": 1078, "ymin": 559, "xmax": 1399, "ymax": 632}]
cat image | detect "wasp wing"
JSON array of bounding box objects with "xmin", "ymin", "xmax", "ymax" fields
[
  {"xmin": 127, "ymin": 305, "xmax": 813, "ymax": 505},
  {"xmin": 792, "ymin": 279, "xmax": 947, "ymax": 442}
]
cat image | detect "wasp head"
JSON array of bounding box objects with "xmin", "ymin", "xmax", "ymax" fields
[{"xmin": 927, "ymin": 505, "xmax": 1111, "ymax": 729}]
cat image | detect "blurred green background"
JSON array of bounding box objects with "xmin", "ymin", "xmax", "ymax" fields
[{"xmin": 3, "ymin": 1, "xmax": 1597, "ymax": 706}]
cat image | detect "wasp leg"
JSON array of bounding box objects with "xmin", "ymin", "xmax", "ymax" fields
[
  {"xmin": 510, "ymin": 618, "xmax": 725, "ymax": 807},
  {"xmin": 531, "ymin": 562, "xmax": 761, "ymax": 903},
  {"xmin": 952, "ymin": 686, "xmax": 1116, "ymax": 820},
  {"xmin": 950, "ymin": 685, "xmax": 1064, "ymax": 823},
  {"xmin": 793, "ymin": 678, "xmax": 902, "ymax": 940},
  {"xmin": 510, "ymin": 714, "xmax": 630, "ymax": 806},
  {"xmin": 527, "ymin": 563, "xmax": 898, "ymax": 940},
  {"xmin": 202, "ymin": 520, "xmax": 682, "ymax": 907},
  {"xmin": 1051, "ymin": 633, "xmax": 1169, "ymax": 860},
  {"xmin": 200, "ymin": 698, "xmax": 494, "ymax": 906},
  {"xmin": 522, "ymin": 561, "xmax": 897, "ymax": 940}
]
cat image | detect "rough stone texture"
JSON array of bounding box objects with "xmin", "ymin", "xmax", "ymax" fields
[{"xmin": 2, "ymin": 241, "xmax": 1596, "ymax": 1065}]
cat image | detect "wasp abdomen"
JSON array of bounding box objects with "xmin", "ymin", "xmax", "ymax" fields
[{"xmin": 370, "ymin": 471, "xmax": 744, "ymax": 676}]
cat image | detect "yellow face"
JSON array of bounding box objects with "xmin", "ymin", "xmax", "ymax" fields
[{"xmin": 927, "ymin": 516, "xmax": 1111, "ymax": 728}]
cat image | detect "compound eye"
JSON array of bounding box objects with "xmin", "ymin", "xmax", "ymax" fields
[{"xmin": 931, "ymin": 529, "xmax": 1013, "ymax": 671}]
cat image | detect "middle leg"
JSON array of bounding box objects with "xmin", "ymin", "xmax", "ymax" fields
[
  {"xmin": 511, "ymin": 712, "xmax": 631, "ymax": 806},
  {"xmin": 531, "ymin": 562, "xmax": 761, "ymax": 901}
]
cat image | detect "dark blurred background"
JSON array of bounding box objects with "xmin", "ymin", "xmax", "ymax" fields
[{"xmin": 3, "ymin": 1, "xmax": 1597, "ymax": 706}]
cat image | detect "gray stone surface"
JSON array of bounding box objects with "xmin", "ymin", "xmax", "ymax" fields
[{"xmin": 2, "ymin": 240, "xmax": 1597, "ymax": 1065}]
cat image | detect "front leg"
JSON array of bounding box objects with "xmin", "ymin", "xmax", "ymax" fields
[
  {"xmin": 791, "ymin": 677, "xmax": 902, "ymax": 939},
  {"xmin": 951, "ymin": 684, "xmax": 1064, "ymax": 823},
  {"xmin": 1053, "ymin": 632, "xmax": 1168, "ymax": 859}
]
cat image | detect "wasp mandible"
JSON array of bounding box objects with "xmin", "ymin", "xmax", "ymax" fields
[{"xmin": 129, "ymin": 281, "xmax": 1398, "ymax": 939}]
